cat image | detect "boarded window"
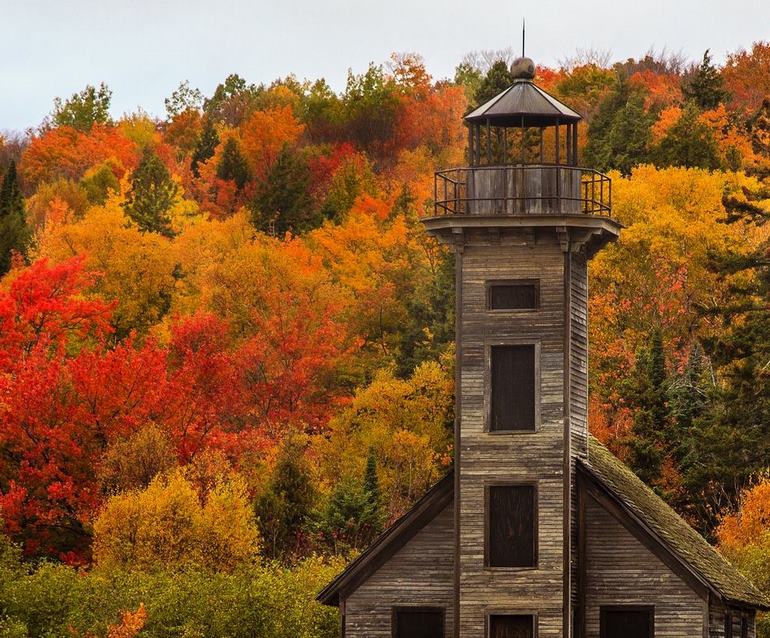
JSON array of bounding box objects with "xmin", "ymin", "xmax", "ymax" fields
[
  {"xmin": 489, "ymin": 282, "xmax": 538, "ymax": 310},
  {"xmin": 600, "ymin": 607, "xmax": 653, "ymax": 638},
  {"xmin": 725, "ymin": 614, "xmax": 733, "ymax": 638},
  {"xmin": 489, "ymin": 615, "xmax": 534, "ymax": 638},
  {"xmin": 490, "ymin": 344, "xmax": 536, "ymax": 431},
  {"xmin": 741, "ymin": 616, "xmax": 748, "ymax": 638},
  {"xmin": 394, "ymin": 608, "xmax": 444, "ymax": 638},
  {"xmin": 488, "ymin": 485, "xmax": 536, "ymax": 567}
]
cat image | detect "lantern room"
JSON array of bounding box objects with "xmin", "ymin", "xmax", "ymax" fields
[{"xmin": 434, "ymin": 57, "xmax": 611, "ymax": 217}]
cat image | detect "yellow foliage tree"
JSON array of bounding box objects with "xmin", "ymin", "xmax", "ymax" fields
[
  {"xmin": 717, "ymin": 479, "xmax": 770, "ymax": 635},
  {"xmin": 92, "ymin": 468, "xmax": 259, "ymax": 572},
  {"xmin": 305, "ymin": 194, "xmax": 440, "ymax": 370},
  {"xmin": 317, "ymin": 359, "xmax": 453, "ymax": 520},
  {"xmin": 240, "ymin": 106, "xmax": 305, "ymax": 180},
  {"xmin": 35, "ymin": 194, "xmax": 180, "ymax": 338},
  {"xmin": 588, "ymin": 166, "xmax": 768, "ymax": 441}
]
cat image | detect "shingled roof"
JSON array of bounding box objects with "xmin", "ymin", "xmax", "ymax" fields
[
  {"xmin": 581, "ymin": 436, "xmax": 770, "ymax": 610},
  {"xmin": 318, "ymin": 439, "xmax": 769, "ymax": 611},
  {"xmin": 465, "ymin": 79, "xmax": 582, "ymax": 127}
]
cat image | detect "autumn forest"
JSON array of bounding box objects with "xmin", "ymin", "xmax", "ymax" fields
[{"xmin": 2, "ymin": 43, "xmax": 770, "ymax": 636}]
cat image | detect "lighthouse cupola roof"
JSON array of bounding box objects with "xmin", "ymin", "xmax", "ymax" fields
[{"xmin": 465, "ymin": 57, "xmax": 581, "ymax": 128}]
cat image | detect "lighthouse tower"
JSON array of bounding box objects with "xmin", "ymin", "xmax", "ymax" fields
[
  {"xmin": 424, "ymin": 57, "xmax": 619, "ymax": 637},
  {"xmin": 318, "ymin": 56, "xmax": 768, "ymax": 638}
]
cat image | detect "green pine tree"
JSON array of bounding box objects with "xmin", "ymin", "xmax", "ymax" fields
[
  {"xmin": 322, "ymin": 448, "xmax": 384, "ymax": 554},
  {"xmin": 0, "ymin": 161, "xmax": 30, "ymax": 275},
  {"xmin": 473, "ymin": 60, "xmax": 514, "ymax": 107},
  {"xmin": 251, "ymin": 148, "xmax": 317, "ymax": 234},
  {"xmin": 681, "ymin": 209, "xmax": 770, "ymax": 533},
  {"xmin": 363, "ymin": 447, "xmax": 383, "ymax": 530},
  {"xmin": 216, "ymin": 137, "xmax": 250, "ymax": 190},
  {"xmin": 123, "ymin": 148, "xmax": 178, "ymax": 237},
  {"xmin": 191, "ymin": 119, "xmax": 220, "ymax": 177},
  {"xmin": 626, "ymin": 329, "xmax": 670, "ymax": 486},
  {"xmin": 682, "ymin": 50, "xmax": 730, "ymax": 110},
  {"xmin": 654, "ymin": 103, "xmax": 722, "ymax": 170},
  {"xmin": 584, "ymin": 79, "xmax": 654, "ymax": 174},
  {"xmin": 254, "ymin": 438, "xmax": 317, "ymax": 561}
]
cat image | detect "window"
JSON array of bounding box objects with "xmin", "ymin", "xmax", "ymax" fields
[
  {"xmin": 488, "ymin": 281, "xmax": 539, "ymax": 310},
  {"xmin": 490, "ymin": 344, "xmax": 536, "ymax": 431},
  {"xmin": 487, "ymin": 485, "xmax": 536, "ymax": 567},
  {"xmin": 489, "ymin": 614, "xmax": 535, "ymax": 638},
  {"xmin": 393, "ymin": 607, "xmax": 444, "ymax": 638},
  {"xmin": 600, "ymin": 606, "xmax": 654, "ymax": 638},
  {"xmin": 725, "ymin": 613, "xmax": 733, "ymax": 638},
  {"xmin": 741, "ymin": 616, "xmax": 748, "ymax": 638}
]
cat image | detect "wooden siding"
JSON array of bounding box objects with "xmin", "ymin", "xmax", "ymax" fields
[
  {"xmin": 569, "ymin": 250, "xmax": 589, "ymax": 621},
  {"xmin": 569, "ymin": 251, "xmax": 589, "ymax": 459},
  {"xmin": 458, "ymin": 229, "xmax": 567, "ymax": 637},
  {"xmin": 708, "ymin": 598, "xmax": 756, "ymax": 638},
  {"xmin": 344, "ymin": 502, "xmax": 455, "ymax": 638},
  {"xmin": 584, "ymin": 494, "xmax": 705, "ymax": 638}
]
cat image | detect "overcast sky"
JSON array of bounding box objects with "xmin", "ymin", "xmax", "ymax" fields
[{"xmin": 2, "ymin": 0, "xmax": 769, "ymax": 132}]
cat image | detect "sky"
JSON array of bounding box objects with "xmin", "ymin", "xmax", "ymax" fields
[{"xmin": 1, "ymin": 0, "xmax": 769, "ymax": 132}]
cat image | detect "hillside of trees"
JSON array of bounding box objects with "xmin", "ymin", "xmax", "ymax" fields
[{"xmin": 1, "ymin": 44, "xmax": 770, "ymax": 636}]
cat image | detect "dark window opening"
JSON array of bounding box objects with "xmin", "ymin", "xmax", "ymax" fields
[
  {"xmin": 487, "ymin": 485, "xmax": 536, "ymax": 568},
  {"xmin": 490, "ymin": 344, "xmax": 536, "ymax": 431},
  {"xmin": 489, "ymin": 614, "xmax": 534, "ymax": 638},
  {"xmin": 741, "ymin": 616, "xmax": 748, "ymax": 638},
  {"xmin": 725, "ymin": 613, "xmax": 733, "ymax": 638},
  {"xmin": 394, "ymin": 607, "xmax": 444, "ymax": 638},
  {"xmin": 600, "ymin": 607, "xmax": 653, "ymax": 638},
  {"xmin": 489, "ymin": 281, "xmax": 539, "ymax": 310}
]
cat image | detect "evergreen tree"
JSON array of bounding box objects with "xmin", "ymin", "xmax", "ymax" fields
[
  {"xmin": 321, "ymin": 448, "xmax": 384, "ymax": 554},
  {"xmin": 191, "ymin": 119, "xmax": 220, "ymax": 178},
  {"xmin": 584, "ymin": 80, "xmax": 654, "ymax": 174},
  {"xmin": 747, "ymin": 98, "xmax": 770, "ymax": 167},
  {"xmin": 396, "ymin": 247, "xmax": 455, "ymax": 377},
  {"xmin": 363, "ymin": 447, "xmax": 383, "ymax": 528},
  {"xmin": 254, "ymin": 438, "xmax": 317, "ymax": 561},
  {"xmin": 625, "ymin": 329, "xmax": 670, "ymax": 486},
  {"xmin": 473, "ymin": 60, "xmax": 514, "ymax": 106},
  {"xmin": 654, "ymin": 103, "xmax": 722, "ymax": 170},
  {"xmin": 251, "ymin": 148, "xmax": 317, "ymax": 234},
  {"xmin": 123, "ymin": 148, "xmax": 178, "ymax": 237},
  {"xmin": 669, "ymin": 343, "xmax": 710, "ymax": 436},
  {"xmin": 682, "ymin": 207, "xmax": 770, "ymax": 532},
  {"xmin": 216, "ymin": 137, "xmax": 249, "ymax": 190},
  {"xmin": 682, "ymin": 50, "xmax": 730, "ymax": 110},
  {"xmin": 0, "ymin": 161, "xmax": 30, "ymax": 275}
]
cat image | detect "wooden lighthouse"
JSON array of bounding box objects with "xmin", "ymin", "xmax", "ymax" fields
[{"xmin": 318, "ymin": 58, "xmax": 768, "ymax": 638}]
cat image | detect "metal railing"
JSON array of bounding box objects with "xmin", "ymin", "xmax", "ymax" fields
[{"xmin": 433, "ymin": 165, "xmax": 612, "ymax": 217}]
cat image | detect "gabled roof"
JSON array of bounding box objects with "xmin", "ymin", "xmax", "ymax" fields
[
  {"xmin": 581, "ymin": 436, "xmax": 770, "ymax": 610},
  {"xmin": 318, "ymin": 440, "xmax": 769, "ymax": 611},
  {"xmin": 316, "ymin": 471, "xmax": 453, "ymax": 607},
  {"xmin": 465, "ymin": 79, "xmax": 581, "ymax": 127}
]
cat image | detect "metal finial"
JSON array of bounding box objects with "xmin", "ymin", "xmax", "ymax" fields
[{"xmin": 522, "ymin": 18, "xmax": 525, "ymax": 57}]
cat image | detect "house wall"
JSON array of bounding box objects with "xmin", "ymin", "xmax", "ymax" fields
[
  {"xmin": 344, "ymin": 501, "xmax": 455, "ymax": 637},
  {"xmin": 584, "ymin": 494, "xmax": 707, "ymax": 637},
  {"xmin": 708, "ymin": 598, "xmax": 756, "ymax": 638},
  {"xmin": 457, "ymin": 229, "xmax": 568, "ymax": 637}
]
